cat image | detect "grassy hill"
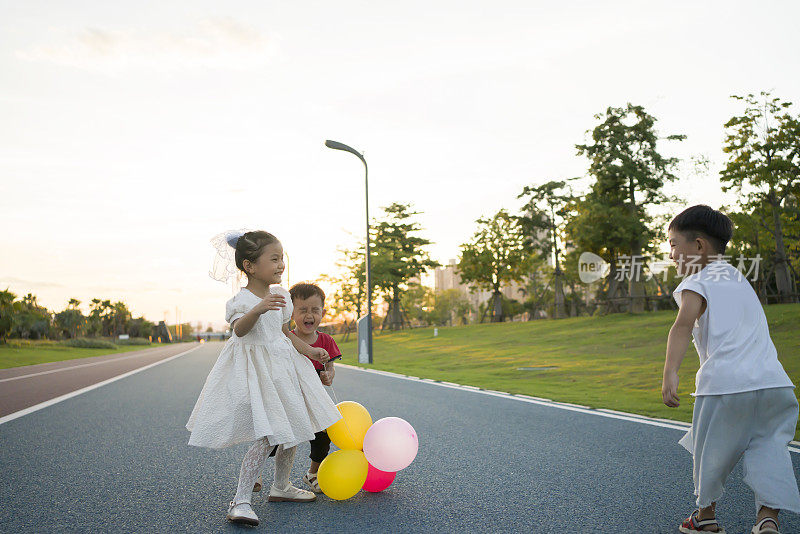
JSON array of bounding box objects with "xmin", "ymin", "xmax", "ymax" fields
[{"xmin": 334, "ymin": 304, "xmax": 800, "ymax": 439}]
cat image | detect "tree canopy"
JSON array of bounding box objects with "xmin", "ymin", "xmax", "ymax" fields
[{"xmin": 457, "ymin": 209, "xmax": 530, "ymax": 322}]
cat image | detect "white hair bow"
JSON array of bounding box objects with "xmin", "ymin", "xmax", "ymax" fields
[{"xmin": 209, "ymin": 229, "xmax": 252, "ymax": 285}]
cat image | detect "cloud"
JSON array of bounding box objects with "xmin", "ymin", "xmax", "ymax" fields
[
  {"xmin": 0, "ymin": 277, "xmax": 65, "ymax": 289},
  {"xmin": 16, "ymin": 17, "xmax": 275, "ymax": 72},
  {"xmin": 84, "ymin": 284, "xmax": 184, "ymax": 294}
]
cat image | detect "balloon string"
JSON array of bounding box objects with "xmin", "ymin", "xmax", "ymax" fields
[{"xmin": 327, "ymin": 381, "xmax": 359, "ymax": 449}]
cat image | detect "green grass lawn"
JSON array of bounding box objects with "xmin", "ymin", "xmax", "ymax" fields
[
  {"xmin": 333, "ymin": 304, "xmax": 800, "ymax": 440},
  {"xmin": 0, "ymin": 340, "xmax": 168, "ymax": 369}
]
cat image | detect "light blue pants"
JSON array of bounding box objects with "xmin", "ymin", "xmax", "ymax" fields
[{"xmin": 679, "ymin": 387, "xmax": 800, "ymax": 513}]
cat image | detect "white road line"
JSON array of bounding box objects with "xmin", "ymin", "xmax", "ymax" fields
[
  {"xmin": 0, "ymin": 345, "xmax": 202, "ymax": 426},
  {"xmin": 0, "ymin": 348, "xmax": 180, "ymax": 383},
  {"xmin": 337, "ymin": 363, "xmax": 800, "ymax": 455}
]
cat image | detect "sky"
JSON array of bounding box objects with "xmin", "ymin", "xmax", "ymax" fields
[{"xmin": 1, "ymin": 0, "xmax": 799, "ymax": 329}]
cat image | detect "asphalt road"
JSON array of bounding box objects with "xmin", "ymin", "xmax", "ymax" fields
[{"xmin": 1, "ymin": 341, "xmax": 798, "ymax": 533}]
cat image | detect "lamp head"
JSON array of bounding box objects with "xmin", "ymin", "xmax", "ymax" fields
[{"xmin": 325, "ymin": 140, "xmax": 365, "ymax": 162}]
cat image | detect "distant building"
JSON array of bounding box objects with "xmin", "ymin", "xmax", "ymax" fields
[{"xmin": 434, "ymin": 259, "xmax": 526, "ymax": 321}]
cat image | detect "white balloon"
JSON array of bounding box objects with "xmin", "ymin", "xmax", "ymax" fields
[{"xmin": 363, "ymin": 417, "xmax": 419, "ymax": 472}]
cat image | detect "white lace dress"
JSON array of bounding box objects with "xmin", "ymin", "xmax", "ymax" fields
[{"xmin": 186, "ymin": 286, "xmax": 341, "ymax": 449}]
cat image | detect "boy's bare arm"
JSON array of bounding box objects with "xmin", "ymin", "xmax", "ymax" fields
[
  {"xmin": 282, "ymin": 324, "xmax": 330, "ymax": 363},
  {"xmin": 662, "ymin": 289, "xmax": 705, "ymax": 408}
]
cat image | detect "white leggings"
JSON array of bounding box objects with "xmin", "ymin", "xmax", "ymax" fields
[
  {"xmin": 679, "ymin": 387, "xmax": 800, "ymax": 513},
  {"xmin": 233, "ymin": 438, "xmax": 297, "ymax": 505}
]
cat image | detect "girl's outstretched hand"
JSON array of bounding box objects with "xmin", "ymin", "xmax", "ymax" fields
[
  {"xmin": 662, "ymin": 369, "xmax": 680, "ymax": 407},
  {"xmin": 307, "ymin": 346, "xmax": 330, "ymax": 364},
  {"xmin": 254, "ymin": 293, "xmax": 285, "ymax": 314}
]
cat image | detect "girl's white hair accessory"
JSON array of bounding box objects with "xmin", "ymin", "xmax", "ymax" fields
[{"xmin": 209, "ymin": 229, "xmax": 251, "ymax": 284}]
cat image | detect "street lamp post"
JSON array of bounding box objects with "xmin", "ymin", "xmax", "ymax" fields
[{"xmin": 324, "ymin": 140, "xmax": 373, "ymax": 364}]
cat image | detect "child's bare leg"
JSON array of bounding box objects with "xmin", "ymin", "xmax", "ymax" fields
[
  {"xmin": 697, "ymin": 503, "xmax": 715, "ymax": 519},
  {"xmin": 755, "ymin": 506, "xmax": 779, "ymax": 530},
  {"xmin": 309, "ymin": 460, "xmax": 321, "ymax": 474},
  {"xmin": 697, "ymin": 503, "xmax": 719, "ymax": 532}
]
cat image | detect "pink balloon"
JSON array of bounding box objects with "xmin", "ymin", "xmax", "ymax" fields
[
  {"xmin": 362, "ymin": 462, "xmax": 396, "ymax": 492},
  {"xmin": 363, "ymin": 417, "xmax": 418, "ymax": 472}
]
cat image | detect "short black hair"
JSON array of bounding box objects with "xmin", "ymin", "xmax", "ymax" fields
[
  {"xmin": 289, "ymin": 282, "xmax": 326, "ymax": 305},
  {"xmin": 668, "ymin": 205, "xmax": 733, "ymax": 254}
]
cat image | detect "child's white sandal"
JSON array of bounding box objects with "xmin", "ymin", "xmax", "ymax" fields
[
  {"xmin": 226, "ymin": 501, "xmax": 259, "ymax": 526},
  {"xmin": 267, "ymin": 483, "xmax": 316, "ymax": 502},
  {"xmin": 302, "ymin": 471, "xmax": 322, "ymax": 493}
]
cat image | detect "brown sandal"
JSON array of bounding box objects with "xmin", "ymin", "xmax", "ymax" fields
[
  {"xmin": 751, "ymin": 517, "xmax": 780, "ymax": 534},
  {"xmin": 679, "ymin": 510, "xmax": 726, "ymax": 534}
]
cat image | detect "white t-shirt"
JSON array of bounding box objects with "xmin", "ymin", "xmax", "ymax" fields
[{"xmin": 672, "ymin": 260, "xmax": 794, "ymax": 396}]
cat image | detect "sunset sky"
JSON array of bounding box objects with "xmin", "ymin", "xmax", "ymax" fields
[{"xmin": 2, "ymin": 0, "xmax": 799, "ymax": 328}]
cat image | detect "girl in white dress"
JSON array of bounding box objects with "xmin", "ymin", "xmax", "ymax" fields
[{"xmin": 186, "ymin": 230, "xmax": 341, "ymax": 526}]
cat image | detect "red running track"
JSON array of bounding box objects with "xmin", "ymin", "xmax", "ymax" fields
[{"xmin": 0, "ymin": 343, "xmax": 201, "ymax": 419}]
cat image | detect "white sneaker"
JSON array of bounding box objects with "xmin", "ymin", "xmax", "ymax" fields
[
  {"xmin": 267, "ymin": 483, "xmax": 317, "ymax": 502},
  {"xmin": 302, "ymin": 471, "xmax": 322, "ymax": 493},
  {"xmin": 226, "ymin": 501, "xmax": 259, "ymax": 526}
]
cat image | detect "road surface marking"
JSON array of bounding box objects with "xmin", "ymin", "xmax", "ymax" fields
[
  {"xmin": 337, "ymin": 363, "xmax": 800, "ymax": 454},
  {"xmin": 0, "ymin": 349, "xmax": 181, "ymax": 383},
  {"xmin": 0, "ymin": 345, "xmax": 202, "ymax": 426}
]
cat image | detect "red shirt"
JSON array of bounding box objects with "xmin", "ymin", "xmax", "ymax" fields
[{"xmin": 292, "ymin": 331, "xmax": 341, "ymax": 371}]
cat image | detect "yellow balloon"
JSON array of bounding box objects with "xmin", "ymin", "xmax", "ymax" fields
[
  {"xmin": 326, "ymin": 401, "xmax": 372, "ymax": 450},
  {"xmin": 317, "ymin": 449, "xmax": 368, "ymax": 500}
]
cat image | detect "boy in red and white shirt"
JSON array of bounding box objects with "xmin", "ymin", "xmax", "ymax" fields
[{"xmin": 289, "ymin": 282, "xmax": 340, "ymax": 493}]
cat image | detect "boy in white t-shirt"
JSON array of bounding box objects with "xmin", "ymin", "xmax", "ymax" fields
[{"xmin": 662, "ymin": 205, "xmax": 799, "ymax": 534}]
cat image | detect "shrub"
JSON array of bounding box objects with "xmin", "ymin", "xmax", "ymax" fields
[
  {"xmin": 61, "ymin": 338, "xmax": 117, "ymax": 349},
  {"xmin": 5, "ymin": 339, "xmax": 61, "ymax": 349},
  {"xmin": 115, "ymin": 337, "xmax": 151, "ymax": 346}
]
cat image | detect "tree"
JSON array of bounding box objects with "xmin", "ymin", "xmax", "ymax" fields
[
  {"xmin": 321, "ymin": 244, "xmax": 367, "ymax": 326},
  {"xmin": 399, "ymin": 283, "xmax": 434, "ymax": 325},
  {"xmin": 429, "ymin": 289, "xmax": 472, "ymax": 326},
  {"xmin": 12, "ymin": 293, "xmax": 52, "ymax": 340},
  {"xmin": 86, "ymin": 299, "xmax": 102, "ymax": 336},
  {"xmin": 86, "ymin": 299, "xmax": 114, "ymax": 336},
  {"xmin": 55, "ymin": 299, "xmax": 85, "ymax": 339},
  {"xmin": 721, "ymin": 92, "xmax": 800, "ymax": 303},
  {"xmin": 109, "ymin": 301, "xmax": 131, "ymax": 336},
  {"xmin": 371, "ymin": 203, "xmax": 439, "ymax": 330},
  {"xmin": 574, "ymin": 103, "xmax": 684, "ymax": 312},
  {"xmin": 457, "ymin": 210, "xmax": 531, "ymax": 322},
  {"xmin": 518, "ymin": 256, "xmax": 550, "ymax": 320},
  {"xmin": 724, "ymin": 201, "xmax": 800, "ymax": 302},
  {"xmin": 127, "ymin": 317, "xmax": 155, "ymax": 338},
  {"xmin": 518, "ymin": 180, "xmax": 575, "ymax": 318},
  {"xmin": 0, "ymin": 291, "xmax": 157, "ymax": 341},
  {"xmin": 0, "ymin": 289, "xmax": 16, "ymax": 341}
]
